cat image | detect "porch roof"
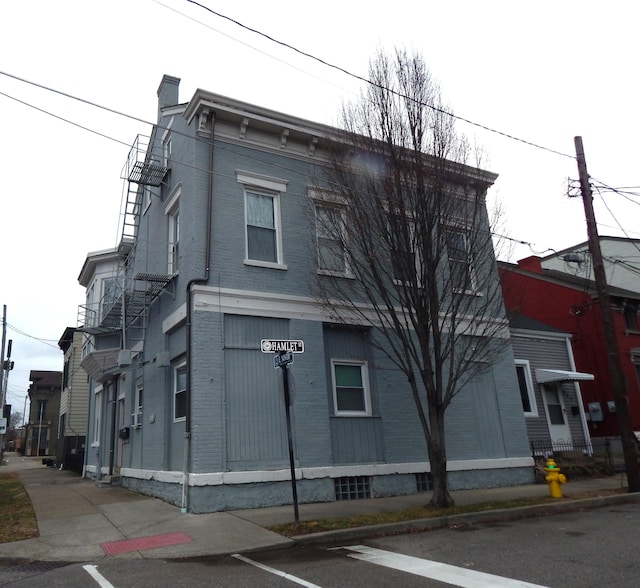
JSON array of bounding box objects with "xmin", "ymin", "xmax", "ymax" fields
[{"xmin": 535, "ymin": 368, "xmax": 594, "ymax": 383}]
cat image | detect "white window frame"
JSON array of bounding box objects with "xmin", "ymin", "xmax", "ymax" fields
[
  {"xmin": 445, "ymin": 226, "xmax": 477, "ymax": 294},
  {"xmin": 515, "ymin": 359, "xmax": 538, "ymax": 417},
  {"xmin": 389, "ymin": 213, "xmax": 419, "ymax": 286},
  {"xmin": 315, "ymin": 202, "xmax": 351, "ymax": 276},
  {"xmin": 237, "ymin": 170, "xmax": 287, "ymax": 270},
  {"xmin": 161, "ymin": 118, "xmax": 173, "ymax": 167},
  {"xmin": 92, "ymin": 385, "xmax": 103, "ymax": 446},
  {"xmin": 174, "ymin": 363, "xmax": 187, "ymax": 422},
  {"xmin": 133, "ymin": 384, "xmax": 143, "ymax": 429},
  {"xmin": 331, "ymin": 359, "xmax": 372, "ymax": 417},
  {"xmin": 165, "ymin": 184, "xmax": 181, "ymax": 275}
]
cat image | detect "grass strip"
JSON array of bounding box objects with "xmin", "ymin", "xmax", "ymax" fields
[
  {"xmin": 0, "ymin": 472, "xmax": 38, "ymax": 543},
  {"xmin": 270, "ymin": 488, "xmax": 626, "ymax": 537}
]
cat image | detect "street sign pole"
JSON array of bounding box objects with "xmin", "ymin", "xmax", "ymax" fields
[{"xmin": 280, "ymin": 358, "xmax": 300, "ymax": 526}]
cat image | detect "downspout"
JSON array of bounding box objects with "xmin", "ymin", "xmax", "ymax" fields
[
  {"xmin": 108, "ymin": 378, "xmax": 118, "ymax": 475},
  {"xmin": 182, "ymin": 110, "xmax": 214, "ymax": 513}
]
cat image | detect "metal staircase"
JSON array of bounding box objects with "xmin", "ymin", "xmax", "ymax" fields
[{"xmin": 78, "ymin": 135, "xmax": 171, "ymax": 348}]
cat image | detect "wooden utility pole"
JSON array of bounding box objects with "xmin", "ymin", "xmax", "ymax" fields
[{"xmin": 575, "ymin": 136, "xmax": 640, "ymax": 492}]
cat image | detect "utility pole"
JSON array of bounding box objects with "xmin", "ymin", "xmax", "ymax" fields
[
  {"xmin": 0, "ymin": 306, "xmax": 6, "ymax": 462},
  {"xmin": 575, "ymin": 136, "xmax": 640, "ymax": 492}
]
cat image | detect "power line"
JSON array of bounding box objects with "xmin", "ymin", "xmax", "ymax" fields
[
  {"xmin": 6, "ymin": 323, "xmax": 60, "ymax": 349},
  {"xmin": 184, "ymin": 0, "xmax": 575, "ymax": 160},
  {"xmin": 0, "ymin": 89, "xmax": 131, "ymax": 147}
]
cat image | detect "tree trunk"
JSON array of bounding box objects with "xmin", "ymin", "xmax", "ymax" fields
[{"xmin": 428, "ymin": 410, "xmax": 454, "ymax": 507}]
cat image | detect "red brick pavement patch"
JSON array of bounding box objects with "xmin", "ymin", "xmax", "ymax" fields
[{"xmin": 101, "ymin": 532, "xmax": 192, "ymax": 554}]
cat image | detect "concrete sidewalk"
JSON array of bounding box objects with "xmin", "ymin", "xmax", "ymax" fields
[{"xmin": 0, "ymin": 453, "xmax": 636, "ymax": 562}]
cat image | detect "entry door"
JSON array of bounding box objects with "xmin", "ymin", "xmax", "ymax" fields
[{"xmin": 541, "ymin": 384, "xmax": 572, "ymax": 445}]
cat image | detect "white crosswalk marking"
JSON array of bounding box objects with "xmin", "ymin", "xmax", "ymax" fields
[
  {"xmin": 82, "ymin": 565, "xmax": 116, "ymax": 588},
  {"xmin": 232, "ymin": 553, "xmax": 323, "ymax": 588},
  {"xmin": 337, "ymin": 545, "xmax": 550, "ymax": 588}
]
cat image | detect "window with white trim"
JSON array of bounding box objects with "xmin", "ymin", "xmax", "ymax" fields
[
  {"xmin": 315, "ymin": 202, "xmax": 348, "ymax": 274},
  {"xmin": 161, "ymin": 119, "xmax": 173, "ymax": 167},
  {"xmin": 165, "ymin": 184, "xmax": 181, "ymax": 275},
  {"xmin": 331, "ymin": 360, "xmax": 371, "ymax": 416},
  {"xmin": 174, "ymin": 363, "xmax": 187, "ymax": 421},
  {"xmin": 92, "ymin": 385, "xmax": 103, "ymax": 446},
  {"xmin": 389, "ymin": 213, "xmax": 417, "ymax": 285},
  {"xmin": 237, "ymin": 171, "xmax": 287, "ymax": 269},
  {"xmin": 446, "ymin": 228, "xmax": 475, "ymax": 293},
  {"xmin": 133, "ymin": 384, "xmax": 143, "ymax": 429},
  {"xmin": 515, "ymin": 359, "xmax": 537, "ymax": 417},
  {"xmin": 246, "ymin": 190, "xmax": 280, "ymax": 263},
  {"xmin": 168, "ymin": 207, "xmax": 179, "ymax": 274}
]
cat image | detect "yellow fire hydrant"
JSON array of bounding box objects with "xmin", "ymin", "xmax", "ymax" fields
[{"xmin": 544, "ymin": 458, "xmax": 566, "ymax": 498}]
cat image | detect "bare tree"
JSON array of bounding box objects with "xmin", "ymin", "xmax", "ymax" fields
[{"xmin": 312, "ymin": 49, "xmax": 509, "ymax": 507}]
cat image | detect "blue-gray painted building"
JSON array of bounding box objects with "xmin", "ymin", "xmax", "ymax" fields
[{"xmin": 78, "ymin": 75, "xmax": 533, "ymax": 513}]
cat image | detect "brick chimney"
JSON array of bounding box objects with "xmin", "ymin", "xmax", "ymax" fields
[
  {"xmin": 157, "ymin": 75, "xmax": 181, "ymax": 119},
  {"xmin": 517, "ymin": 256, "xmax": 543, "ymax": 273}
]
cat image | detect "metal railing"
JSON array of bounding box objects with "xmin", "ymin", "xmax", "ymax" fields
[{"xmin": 530, "ymin": 438, "xmax": 625, "ymax": 481}]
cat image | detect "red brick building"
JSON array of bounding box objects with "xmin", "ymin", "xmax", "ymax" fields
[{"xmin": 499, "ymin": 256, "xmax": 640, "ymax": 437}]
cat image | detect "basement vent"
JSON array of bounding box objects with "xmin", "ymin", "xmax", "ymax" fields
[
  {"xmin": 416, "ymin": 472, "xmax": 432, "ymax": 492},
  {"xmin": 335, "ymin": 476, "xmax": 371, "ymax": 501}
]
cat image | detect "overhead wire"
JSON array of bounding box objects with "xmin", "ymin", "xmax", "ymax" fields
[{"xmin": 183, "ymin": 0, "xmax": 575, "ymax": 160}]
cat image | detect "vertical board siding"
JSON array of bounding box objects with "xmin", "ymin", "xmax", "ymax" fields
[
  {"xmin": 323, "ymin": 325, "xmax": 384, "ymax": 463},
  {"xmin": 225, "ymin": 315, "xmax": 289, "ymax": 468},
  {"xmin": 330, "ymin": 417, "xmax": 384, "ymax": 463}
]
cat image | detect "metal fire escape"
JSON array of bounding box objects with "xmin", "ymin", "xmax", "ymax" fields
[{"xmin": 78, "ymin": 135, "xmax": 171, "ymax": 350}]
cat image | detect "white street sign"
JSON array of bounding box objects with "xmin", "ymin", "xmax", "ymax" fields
[{"xmin": 260, "ymin": 339, "xmax": 305, "ymax": 353}]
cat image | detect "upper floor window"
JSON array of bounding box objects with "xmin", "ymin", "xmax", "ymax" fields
[
  {"xmin": 237, "ymin": 171, "xmax": 288, "ymax": 269},
  {"xmin": 515, "ymin": 359, "xmax": 537, "ymax": 417},
  {"xmin": 246, "ymin": 190, "xmax": 279, "ymax": 263},
  {"xmin": 623, "ymin": 303, "xmax": 639, "ymax": 331},
  {"xmin": 331, "ymin": 360, "xmax": 371, "ymax": 416},
  {"xmin": 389, "ymin": 213, "xmax": 417, "ymax": 285},
  {"xmin": 165, "ymin": 184, "xmax": 181, "ymax": 275},
  {"xmin": 316, "ymin": 203, "xmax": 349, "ymax": 274},
  {"xmin": 161, "ymin": 118, "xmax": 173, "ymax": 167},
  {"xmin": 446, "ymin": 228, "xmax": 475, "ymax": 293},
  {"xmin": 101, "ymin": 276, "xmax": 118, "ymax": 321}
]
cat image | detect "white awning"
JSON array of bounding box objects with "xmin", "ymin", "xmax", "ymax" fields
[{"xmin": 535, "ymin": 368, "xmax": 594, "ymax": 383}]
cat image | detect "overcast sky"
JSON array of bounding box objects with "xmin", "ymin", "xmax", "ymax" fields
[{"xmin": 1, "ymin": 0, "xmax": 638, "ymax": 415}]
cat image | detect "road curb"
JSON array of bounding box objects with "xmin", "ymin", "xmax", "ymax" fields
[{"xmin": 290, "ymin": 491, "xmax": 640, "ymax": 547}]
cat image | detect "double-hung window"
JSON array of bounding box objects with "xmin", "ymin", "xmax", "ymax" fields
[
  {"xmin": 237, "ymin": 171, "xmax": 287, "ymax": 269},
  {"xmin": 389, "ymin": 213, "xmax": 417, "ymax": 285},
  {"xmin": 174, "ymin": 364, "xmax": 187, "ymax": 422},
  {"xmin": 165, "ymin": 184, "xmax": 181, "ymax": 275},
  {"xmin": 446, "ymin": 228, "xmax": 474, "ymax": 293},
  {"xmin": 515, "ymin": 359, "xmax": 537, "ymax": 417},
  {"xmin": 246, "ymin": 190, "xmax": 278, "ymax": 263},
  {"xmin": 133, "ymin": 385, "xmax": 143, "ymax": 429},
  {"xmin": 316, "ymin": 203, "xmax": 348, "ymax": 274},
  {"xmin": 331, "ymin": 360, "xmax": 371, "ymax": 416},
  {"xmin": 161, "ymin": 118, "xmax": 173, "ymax": 168}
]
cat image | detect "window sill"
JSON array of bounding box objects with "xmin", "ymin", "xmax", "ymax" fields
[
  {"xmin": 244, "ymin": 259, "xmax": 288, "ymax": 271},
  {"xmin": 317, "ymin": 269, "xmax": 354, "ymax": 278},
  {"xmin": 453, "ymin": 288, "xmax": 483, "ymax": 297}
]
